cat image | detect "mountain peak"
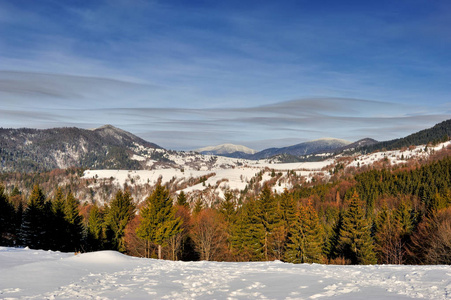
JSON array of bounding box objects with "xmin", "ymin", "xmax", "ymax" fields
[{"xmin": 196, "ymin": 143, "xmax": 256, "ymax": 155}]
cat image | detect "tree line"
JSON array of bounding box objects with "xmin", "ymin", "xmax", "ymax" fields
[{"xmin": 0, "ymin": 156, "xmax": 450, "ymax": 265}]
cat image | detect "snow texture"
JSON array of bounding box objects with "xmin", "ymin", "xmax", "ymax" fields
[{"xmin": 0, "ymin": 247, "xmax": 449, "ymax": 299}]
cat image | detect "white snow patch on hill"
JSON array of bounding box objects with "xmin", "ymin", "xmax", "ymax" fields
[
  {"xmin": 196, "ymin": 143, "xmax": 256, "ymax": 155},
  {"xmin": 83, "ymin": 158, "xmax": 333, "ymax": 201},
  {"xmin": 0, "ymin": 247, "xmax": 449, "ymax": 299}
]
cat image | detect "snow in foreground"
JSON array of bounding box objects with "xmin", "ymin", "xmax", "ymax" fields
[{"xmin": 0, "ymin": 247, "xmax": 449, "ymax": 299}]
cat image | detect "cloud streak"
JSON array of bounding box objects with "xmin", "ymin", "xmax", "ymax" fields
[
  {"xmin": 1, "ymin": 96, "xmax": 447, "ymax": 150},
  {"xmin": 0, "ymin": 1, "xmax": 450, "ymax": 150}
]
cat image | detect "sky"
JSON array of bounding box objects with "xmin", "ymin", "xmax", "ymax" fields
[{"xmin": 0, "ymin": 0, "xmax": 450, "ymax": 150}]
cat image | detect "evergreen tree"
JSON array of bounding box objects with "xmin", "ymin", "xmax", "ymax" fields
[
  {"xmin": 219, "ymin": 190, "xmax": 237, "ymax": 257},
  {"xmin": 337, "ymin": 191, "xmax": 376, "ymax": 264},
  {"xmin": 105, "ymin": 189, "xmax": 136, "ymax": 252},
  {"xmin": 176, "ymin": 191, "xmax": 189, "ymax": 207},
  {"xmin": 64, "ymin": 190, "xmax": 83, "ymax": 252},
  {"xmin": 50, "ymin": 188, "xmax": 68, "ymax": 250},
  {"xmin": 219, "ymin": 190, "xmax": 236, "ymax": 224},
  {"xmin": 193, "ymin": 197, "xmax": 203, "ymax": 215},
  {"xmin": 284, "ymin": 202, "xmax": 325, "ymax": 263},
  {"xmin": 20, "ymin": 185, "xmax": 48, "ymax": 249},
  {"xmin": 272, "ymin": 191, "xmax": 296, "ymax": 260},
  {"xmin": 230, "ymin": 198, "xmax": 265, "ymax": 261},
  {"xmin": 86, "ymin": 205, "xmax": 105, "ymax": 251},
  {"xmin": 0, "ymin": 185, "xmax": 15, "ymax": 246},
  {"xmin": 136, "ymin": 183, "xmax": 182, "ymax": 259},
  {"xmin": 255, "ymin": 185, "xmax": 278, "ymax": 260}
]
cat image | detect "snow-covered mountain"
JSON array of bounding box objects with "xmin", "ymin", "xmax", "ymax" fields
[
  {"xmin": 250, "ymin": 138, "xmax": 351, "ymax": 160},
  {"xmin": 195, "ymin": 143, "xmax": 256, "ymax": 158},
  {"xmin": 0, "ymin": 125, "xmax": 162, "ymax": 172}
]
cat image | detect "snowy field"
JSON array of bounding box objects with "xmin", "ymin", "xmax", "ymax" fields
[{"xmin": 0, "ymin": 247, "xmax": 449, "ymax": 299}]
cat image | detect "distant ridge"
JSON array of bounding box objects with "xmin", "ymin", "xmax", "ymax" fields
[
  {"xmin": 362, "ymin": 119, "xmax": 451, "ymax": 153},
  {"xmin": 249, "ymin": 138, "xmax": 351, "ymax": 160},
  {"xmin": 0, "ymin": 125, "xmax": 162, "ymax": 173},
  {"xmin": 196, "ymin": 144, "xmax": 256, "ymax": 157}
]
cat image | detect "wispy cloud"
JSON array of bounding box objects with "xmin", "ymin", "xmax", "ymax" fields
[
  {"xmin": 1, "ymin": 95, "xmax": 447, "ymax": 150},
  {"xmin": 0, "ymin": 1, "xmax": 450, "ymax": 150}
]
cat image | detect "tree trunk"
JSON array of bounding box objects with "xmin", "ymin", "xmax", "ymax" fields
[{"xmin": 158, "ymin": 244, "xmax": 162, "ymax": 259}]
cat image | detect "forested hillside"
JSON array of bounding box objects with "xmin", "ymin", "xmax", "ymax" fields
[
  {"xmin": 362, "ymin": 119, "xmax": 451, "ymax": 153},
  {"xmin": 0, "ymin": 125, "xmax": 162, "ymax": 173},
  {"xmin": 1, "ymin": 147, "xmax": 450, "ymax": 265}
]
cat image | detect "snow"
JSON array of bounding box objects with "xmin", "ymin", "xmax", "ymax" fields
[
  {"xmin": 347, "ymin": 141, "xmax": 451, "ymax": 168},
  {"xmin": 0, "ymin": 247, "xmax": 449, "ymax": 299},
  {"xmin": 196, "ymin": 143, "xmax": 256, "ymax": 155},
  {"xmin": 82, "ymin": 159, "xmax": 332, "ymax": 200}
]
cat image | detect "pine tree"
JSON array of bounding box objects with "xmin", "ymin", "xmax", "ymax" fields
[
  {"xmin": 219, "ymin": 190, "xmax": 236, "ymax": 224},
  {"xmin": 20, "ymin": 185, "xmax": 48, "ymax": 249},
  {"xmin": 176, "ymin": 191, "xmax": 189, "ymax": 207},
  {"xmin": 269, "ymin": 191, "xmax": 296, "ymax": 260},
  {"xmin": 255, "ymin": 185, "xmax": 278, "ymax": 260},
  {"xmin": 136, "ymin": 183, "xmax": 182, "ymax": 259},
  {"xmin": 0, "ymin": 185, "xmax": 15, "ymax": 246},
  {"xmin": 230, "ymin": 198, "xmax": 265, "ymax": 261},
  {"xmin": 64, "ymin": 190, "xmax": 83, "ymax": 252},
  {"xmin": 105, "ymin": 189, "xmax": 136, "ymax": 252},
  {"xmin": 49, "ymin": 188, "xmax": 68, "ymax": 250},
  {"xmin": 337, "ymin": 191, "xmax": 376, "ymax": 264},
  {"xmin": 86, "ymin": 205, "xmax": 104, "ymax": 251},
  {"xmin": 284, "ymin": 202, "xmax": 325, "ymax": 263},
  {"xmin": 193, "ymin": 198, "xmax": 203, "ymax": 215}
]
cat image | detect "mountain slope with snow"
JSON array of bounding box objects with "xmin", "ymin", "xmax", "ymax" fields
[
  {"xmin": 0, "ymin": 247, "xmax": 449, "ymax": 299},
  {"xmin": 251, "ymin": 138, "xmax": 351, "ymax": 159},
  {"xmin": 196, "ymin": 143, "xmax": 256, "ymax": 157}
]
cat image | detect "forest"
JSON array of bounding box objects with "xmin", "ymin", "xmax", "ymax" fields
[{"xmin": 0, "ymin": 151, "xmax": 450, "ymax": 265}]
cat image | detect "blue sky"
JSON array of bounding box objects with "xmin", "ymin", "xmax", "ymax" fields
[{"xmin": 0, "ymin": 0, "xmax": 450, "ymax": 150}]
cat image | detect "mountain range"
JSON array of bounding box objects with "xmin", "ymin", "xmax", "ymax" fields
[
  {"xmin": 0, "ymin": 119, "xmax": 450, "ymax": 173},
  {"xmin": 195, "ymin": 144, "xmax": 256, "ymax": 158},
  {"xmin": 0, "ymin": 125, "xmax": 161, "ymax": 173}
]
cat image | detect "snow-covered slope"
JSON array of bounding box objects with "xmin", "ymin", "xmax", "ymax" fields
[
  {"xmin": 196, "ymin": 143, "xmax": 256, "ymax": 155},
  {"xmin": 0, "ymin": 247, "xmax": 449, "ymax": 299},
  {"xmin": 82, "ymin": 141, "xmax": 451, "ymax": 205},
  {"xmin": 251, "ymin": 138, "xmax": 351, "ymax": 159}
]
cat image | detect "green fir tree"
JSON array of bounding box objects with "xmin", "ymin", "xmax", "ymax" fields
[
  {"xmin": 337, "ymin": 191, "xmax": 376, "ymax": 264},
  {"xmin": 284, "ymin": 202, "xmax": 324, "ymax": 263},
  {"xmin": 105, "ymin": 189, "xmax": 136, "ymax": 252},
  {"xmin": 64, "ymin": 190, "xmax": 84, "ymax": 252},
  {"xmin": 136, "ymin": 183, "xmax": 182, "ymax": 259}
]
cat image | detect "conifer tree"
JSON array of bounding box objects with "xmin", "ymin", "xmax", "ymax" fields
[
  {"xmin": 284, "ymin": 202, "xmax": 325, "ymax": 263},
  {"xmin": 64, "ymin": 190, "xmax": 83, "ymax": 252},
  {"xmin": 87, "ymin": 205, "xmax": 104, "ymax": 251},
  {"xmin": 255, "ymin": 185, "xmax": 278, "ymax": 260},
  {"xmin": 337, "ymin": 191, "xmax": 376, "ymax": 264},
  {"xmin": 0, "ymin": 185, "xmax": 15, "ymax": 246},
  {"xmin": 230, "ymin": 198, "xmax": 265, "ymax": 261},
  {"xmin": 50, "ymin": 188, "xmax": 68, "ymax": 250},
  {"xmin": 219, "ymin": 190, "xmax": 236, "ymax": 224},
  {"xmin": 193, "ymin": 197, "xmax": 203, "ymax": 215},
  {"xmin": 136, "ymin": 183, "xmax": 182, "ymax": 259},
  {"xmin": 106, "ymin": 189, "xmax": 136, "ymax": 252},
  {"xmin": 219, "ymin": 190, "xmax": 237, "ymax": 256},
  {"xmin": 274, "ymin": 191, "xmax": 297, "ymax": 259},
  {"xmin": 176, "ymin": 191, "xmax": 188, "ymax": 207},
  {"xmin": 20, "ymin": 185, "xmax": 48, "ymax": 249}
]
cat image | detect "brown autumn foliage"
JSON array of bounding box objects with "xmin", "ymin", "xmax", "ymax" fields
[
  {"xmin": 191, "ymin": 208, "xmax": 228, "ymax": 261},
  {"xmin": 124, "ymin": 214, "xmax": 149, "ymax": 258},
  {"xmin": 408, "ymin": 207, "xmax": 451, "ymax": 264}
]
